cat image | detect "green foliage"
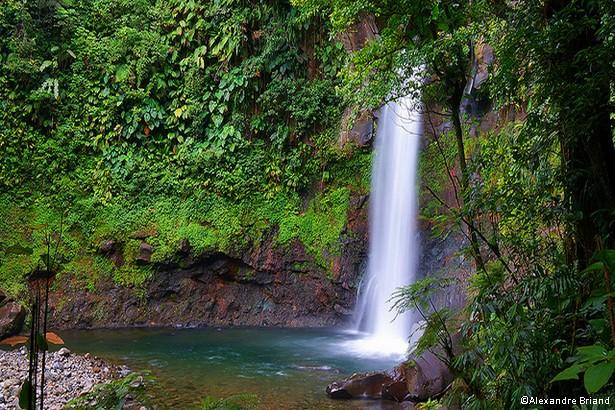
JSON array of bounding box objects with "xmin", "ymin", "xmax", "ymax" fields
[
  {"xmin": 65, "ymin": 373, "xmax": 153, "ymax": 410},
  {"xmin": 276, "ymin": 187, "xmax": 350, "ymax": 269},
  {"xmin": 0, "ymin": 0, "xmax": 366, "ymax": 298},
  {"xmin": 302, "ymin": 0, "xmax": 615, "ymax": 409},
  {"xmin": 0, "ymin": 0, "xmax": 348, "ymax": 200},
  {"xmin": 199, "ymin": 394, "xmax": 259, "ymax": 410},
  {"xmin": 552, "ymin": 345, "xmax": 615, "ymax": 394},
  {"xmin": 392, "ymin": 277, "xmax": 458, "ymax": 366}
]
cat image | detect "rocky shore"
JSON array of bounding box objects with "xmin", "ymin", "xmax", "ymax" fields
[{"xmin": 0, "ymin": 347, "xmax": 127, "ymax": 410}]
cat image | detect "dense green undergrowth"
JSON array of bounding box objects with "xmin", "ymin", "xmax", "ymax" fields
[
  {"xmin": 0, "ymin": 0, "xmax": 374, "ymax": 298},
  {"xmin": 0, "ymin": 174, "xmax": 367, "ymax": 298}
]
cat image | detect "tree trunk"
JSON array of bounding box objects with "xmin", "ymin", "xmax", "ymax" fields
[{"xmin": 451, "ymin": 86, "xmax": 485, "ymax": 272}]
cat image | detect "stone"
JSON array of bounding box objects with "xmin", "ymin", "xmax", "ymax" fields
[
  {"xmin": 136, "ymin": 242, "xmax": 154, "ymax": 264},
  {"xmin": 0, "ymin": 301, "xmax": 26, "ymax": 340},
  {"xmin": 178, "ymin": 239, "xmax": 191, "ymax": 254},
  {"xmin": 58, "ymin": 347, "xmax": 71, "ymax": 357},
  {"xmin": 326, "ymin": 371, "xmax": 398, "ymax": 400},
  {"xmin": 327, "ymin": 350, "xmax": 453, "ymax": 403},
  {"xmin": 99, "ymin": 239, "xmax": 116, "ymax": 253}
]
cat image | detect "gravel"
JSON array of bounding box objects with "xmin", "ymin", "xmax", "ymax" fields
[{"xmin": 0, "ymin": 347, "xmax": 129, "ymax": 410}]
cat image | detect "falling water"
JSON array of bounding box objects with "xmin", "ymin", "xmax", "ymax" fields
[{"xmin": 347, "ymin": 92, "xmax": 422, "ymax": 357}]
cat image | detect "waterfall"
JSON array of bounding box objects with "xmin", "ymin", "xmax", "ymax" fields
[{"xmin": 348, "ymin": 91, "xmax": 422, "ymax": 357}]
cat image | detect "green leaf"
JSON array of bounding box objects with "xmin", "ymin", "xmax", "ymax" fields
[
  {"xmin": 584, "ymin": 361, "xmax": 615, "ymax": 394},
  {"xmin": 19, "ymin": 380, "xmax": 32, "ymax": 409},
  {"xmin": 3, "ymin": 244, "xmax": 34, "ymax": 255},
  {"xmin": 552, "ymin": 364, "xmax": 584, "ymax": 382},
  {"xmin": 36, "ymin": 332, "xmax": 49, "ymax": 351},
  {"xmin": 115, "ymin": 65, "xmax": 130, "ymax": 82},
  {"xmin": 583, "ymin": 262, "xmax": 604, "ymax": 273},
  {"xmin": 577, "ymin": 345, "xmax": 607, "ymax": 361}
]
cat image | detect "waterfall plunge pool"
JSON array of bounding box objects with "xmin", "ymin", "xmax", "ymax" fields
[{"xmin": 56, "ymin": 327, "xmax": 412, "ymax": 409}]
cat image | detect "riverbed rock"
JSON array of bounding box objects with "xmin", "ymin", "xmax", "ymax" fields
[
  {"xmin": 0, "ymin": 301, "xmax": 26, "ymax": 340},
  {"xmin": 327, "ymin": 350, "xmax": 453, "ymax": 403},
  {"xmin": 327, "ymin": 368, "xmax": 409, "ymax": 401},
  {"xmin": 0, "ymin": 348, "xmax": 122, "ymax": 410},
  {"xmin": 58, "ymin": 347, "xmax": 71, "ymax": 357}
]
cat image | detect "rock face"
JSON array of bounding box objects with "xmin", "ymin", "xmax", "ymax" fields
[
  {"xmin": 339, "ymin": 108, "xmax": 374, "ymax": 147},
  {"xmin": 48, "ymin": 193, "xmax": 369, "ymax": 329},
  {"xmin": 405, "ymin": 350, "xmax": 454, "ymax": 401},
  {"xmin": 0, "ymin": 293, "xmax": 25, "ymax": 341},
  {"xmin": 337, "ymin": 13, "xmax": 378, "ymax": 53}
]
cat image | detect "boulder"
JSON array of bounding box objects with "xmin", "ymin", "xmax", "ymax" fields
[
  {"xmin": 326, "ymin": 350, "xmax": 453, "ymax": 403},
  {"xmin": 58, "ymin": 347, "xmax": 71, "ymax": 357},
  {"xmin": 404, "ymin": 350, "xmax": 454, "ymax": 401},
  {"xmin": 0, "ymin": 301, "xmax": 26, "ymax": 340},
  {"xmin": 327, "ymin": 369, "xmax": 408, "ymax": 401}
]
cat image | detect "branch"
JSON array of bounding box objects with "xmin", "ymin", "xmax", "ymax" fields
[{"xmin": 424, "ymin": 184, "xmax": 519, "ymax": 285}]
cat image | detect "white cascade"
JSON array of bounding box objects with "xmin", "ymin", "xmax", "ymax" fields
[{"xmin": 348, "ymin": 91, "xmax": 422, "ymax": 357}]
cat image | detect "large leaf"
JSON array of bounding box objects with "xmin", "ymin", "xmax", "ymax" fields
[
  {"xmin": 19, "ymin": 380, "xmax": 32, "ymax": 409},
  {"xmin": 0, "ymin": 335, "xmax": 29, "ymax": 346},
  {"xmin": 45, "ymin": 332, "xmax": 65, "ymax": 345},
  {"xmin": 584, "ymin": 361, "xmax": 615, "ymax": 394},
  {"xmin": 552, "ymin": 364, "xmax": 583, "ymax": 382},
  {"xmin": 577, "ymin": 345, "xmax": 607, "ymax": 362}
]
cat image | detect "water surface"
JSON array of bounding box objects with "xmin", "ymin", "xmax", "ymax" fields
[{"xmin": 60, "ymin": 327, "xmax": 412, "ymax": 409}]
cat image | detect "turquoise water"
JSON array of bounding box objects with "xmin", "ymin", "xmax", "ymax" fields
[{"xmin": 59, "ymin": 327, "xmax": 411, "ymax": 409}]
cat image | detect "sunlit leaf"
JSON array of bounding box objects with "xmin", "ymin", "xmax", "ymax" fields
[
  {"xmin": 0, "ymin": 335, "xmax": 29, "ymax": 346},
  {"xmin": 45, "ymin": 332, "xmax": 65, "ymax": 345}
]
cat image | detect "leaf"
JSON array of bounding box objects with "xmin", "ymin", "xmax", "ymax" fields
[
  {"xmin": 39, "ymin": 60, "xmax": 53, "ymax": 72},
  {"xmin": 3, "ymin": 244, "xmax": 33, "ymax": 255},
  {"xmin": 583, "ymin": 262, "xmax": 605, "ymax": 273},
  {"xmin": 552, "ymin": 364, "xmax": 584, "ymax": 382},
  {"xmin": 584, "ymin": 361, "xmax": 615, "ymax": 393},
  {"xmin": 0, "ymin": 336, "xmax": 29, "ymax": 346},
  {"xmin": 45, "ymin": 332, "xmax": 65, "ymax": 345},
  {"xmin": 577, "ymin": 345, "xmax": 607, "ymax": 361},
  {"xmin": 115, "ymin": 64, "xmax": 130, "ymax": 82},
  {"xmin": 19, "ymin": 380, "xmax": 32, "ymax": 409},
  {"xmin": 36, "ymin": 332, "xmax": 48, "ymax": 351}
]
